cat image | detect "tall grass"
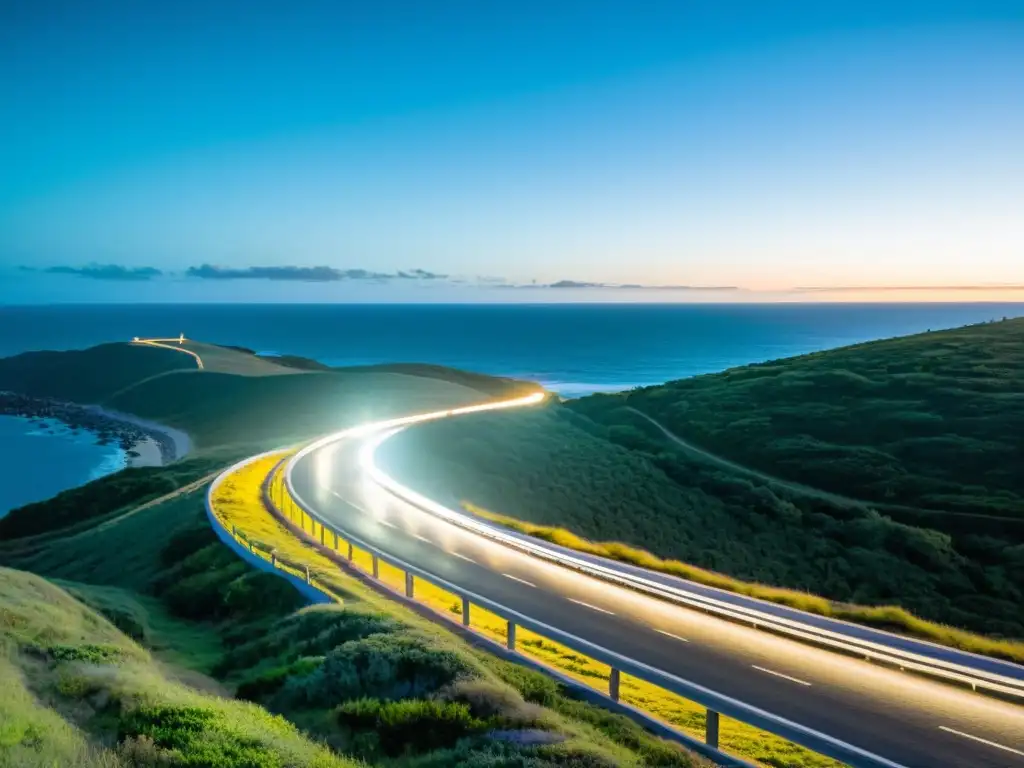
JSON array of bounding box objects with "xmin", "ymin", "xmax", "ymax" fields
[{"xmin": 464, "ymin": 503, "xmax": 1024, "ymax": 664}]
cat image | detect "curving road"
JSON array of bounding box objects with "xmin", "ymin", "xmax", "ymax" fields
[{"xmin": 288, "ymin": 420, "xmax": 1024, "ymax": 768}]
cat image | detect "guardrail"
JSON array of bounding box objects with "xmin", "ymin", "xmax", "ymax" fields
[
  {"xmin": 269, "ymin": 456, "xmax": 905, "ymax": 768},
  {"xmin": 353, "ymin": 427, "xmax": 1024, "ymax": 704}
]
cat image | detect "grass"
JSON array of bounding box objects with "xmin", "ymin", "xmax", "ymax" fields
[
  {"xmin": 225, "ymin": 450, "xmax": 842, "ymax": 767},
  {"xmin": 211, "ymin": 452, "xmax": 713, "ymax": 768},
  {"xmin": 379, "ymin": 394, "xmax": 1024, "ymax": 644},
  {"xmin": 0, "ymin": 565, "xmax": 358, "ymax": 768},
  {"xmin": 464, "ymin": 503, "xmax": 1024, "ymax": 665}
]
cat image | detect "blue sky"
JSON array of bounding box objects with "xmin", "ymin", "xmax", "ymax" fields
[{"xmin": 1, "ymin": 1, "xmax": 1022, "ymax": 303}]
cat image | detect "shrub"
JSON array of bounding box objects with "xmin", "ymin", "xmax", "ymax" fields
[{"xmin": 336, "ymin": 697, "xmax": 487, "ymax": 756}]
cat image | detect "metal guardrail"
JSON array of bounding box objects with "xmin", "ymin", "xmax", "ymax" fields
[{"xmin": 269, "ymin": 456, "xmax": 906, "ymax": 768}]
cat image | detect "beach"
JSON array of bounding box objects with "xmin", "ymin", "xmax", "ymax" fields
[{"xmin": 0, "ymin": 392, "xmax": 190, "ymax": 469}]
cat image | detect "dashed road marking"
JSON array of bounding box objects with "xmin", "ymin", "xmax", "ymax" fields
[
  {"xmin": 379, "ymin": 519, "xmax": 396, "ymax": 529},
  {"xmin": 413, "ymin": 533, "xmax": 432, "ymax": 544},
  {"xmin": 752, "ymin": 665, "xmax": 812, "ymax": 687},
  {"xmin": 452, "ymin": 552, "xmax": 477, "ymax": 564},
  {"xmin": 568, "ymin": 598, "xmax": 615, "ymax": 616},
  {"xmin": 655, "ymin": 629, "xmax": 689, "ymax": 642},
  {"xmin": 938, "ymin": 726, "xmax": 1024, "ymax": 757},
  {"xmin": 503, "ymin": 573, "xmax": 536, "ymax": 587}
]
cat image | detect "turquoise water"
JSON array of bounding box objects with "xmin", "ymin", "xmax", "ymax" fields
[{"xmin": 0, "ymin": 416, "xmax": 125, "ymax": 517}]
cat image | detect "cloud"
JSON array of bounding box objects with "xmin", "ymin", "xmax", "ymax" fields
[
  {"xmin": 397, "ymin": 268, "xmax": 447, "ymax": 280},
  {"xmin": 24, "ymin": 264, "xmax": 163, "ymax": 281},
  {"xmin": 794, "ymin": 284, "xmax": 1024, "ymax": 292},
  {"xmin": 186, "ymin": 264, "xmax": 449, "ymax": 282},
  {"xmin": 494, "ymin": 279, "xmax": 740, "ymax": 291}
]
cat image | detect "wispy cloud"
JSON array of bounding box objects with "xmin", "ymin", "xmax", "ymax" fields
[
  {"xmin": 185, "ymin": 264, "xmax": 446, "ymax": 282},
  {"xmin": 22, "ymin": 264, "xmax": 163, "ymax": 281},
  {"xmin": 495, "ymin": 279, "xmax": 740, "ymax": 291},
  {"xmin": 794, "ymin": 284, "xmax": 1024, "ymax": 292}
]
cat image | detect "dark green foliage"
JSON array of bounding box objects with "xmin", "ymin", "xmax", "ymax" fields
[
  {"xmin": 336, "ymin": 697, "xmax": 487, "ymax": 756},
  {"xmin": 0, "ymin": 342, "xmax": 193, "ymax": 403},
  {"xmin": 0, "ymin": 457, "xmax": 217, "ymax": 539},
  {"xmin": 380, "ymin": 321, "xmax": 1024, "ymax": 639},
  {"xmin": 284, "ymin": 633, "xmax": 471, "ymax": 707},
  {"xmin": 117, "ymin": 705, "xmax": 285, "ymax": 768},
  {"xmin": 45, "ymin": 643, "xmax": 125, "ymax": 664}
]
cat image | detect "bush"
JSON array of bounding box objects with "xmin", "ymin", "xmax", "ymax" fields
[
  {"xmin": 284, "ymin": 633, "xmax": 471, "ymax": 707},
  {"xmin": 336, "ymin": 697, "xmax": 487, "ymax": 756}
]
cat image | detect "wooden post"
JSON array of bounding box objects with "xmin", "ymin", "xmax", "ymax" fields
[
  {"xmin": 405, "ymin": 572, "xmax": 415, "ymax": 598},
  {"xmin": 462, "ymin": 597, "xmax": 471, "ymax": 626},
  {"xmin": 372, "ymin": 554, "xmax": 379, "ymax": 579},
  {"xmin": 609, "ymin": 668, "xmax": 621, "ymax": 701},
  {"xmin": 506, "ymin": 620, "xmax": 516, "ymax": 651}
]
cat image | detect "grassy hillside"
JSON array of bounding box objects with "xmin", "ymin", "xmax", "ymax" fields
[
  {"xmin": 0, "ymin": 343, "xmax": 193, "ymax": 402},
  {"xmin": 1, "ymin": 471, "xmax": 703, "ymax": 768},
  {"xmin": 378, "ymin": 321, "xmax": 1024, "ymax": 645},
  {"xmin": 1, "ymin": 341, "xmax": 701, "ymax": 768},
  {"xmin": 608, "ymin": 318, "xmax": 1024, "ymax": 519}
]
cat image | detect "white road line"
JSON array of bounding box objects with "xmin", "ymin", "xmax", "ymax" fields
[
  {"xmin": 413, "ymin": 533, "xmax": 432, "ymax": 544},
  {"xmin": 503, "ymin": 573, "xmax": 536, "ymax": 587},
  {"xmin": 452, "ymin": 552, "xmax": 477, "ymax": 564},
  {"xmin": 655, "ymin": 629, "xmax": 689, "ymax": 642},
  {"xmin": 752, "ymin": 665, "xmax": 812, "ymax": 687},
  {"xmin": 379, "ymin": 519, "xmax": 396, "ymax": 529},
  {"xmin": 568, "ymin": 598, "xmax": 615, "ymax": 615},
  {"xmin": 938, "ymin": 726, "xmax": 1024, "ymax": 757},
  {"xmin": 329, "ymin": 489, "xmax": 367, "ymax": 513}
]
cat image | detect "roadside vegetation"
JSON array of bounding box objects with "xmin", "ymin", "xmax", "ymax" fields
[{"xmin": 378, "ymin": 320, "xmax": 1024, "ymax": 651}]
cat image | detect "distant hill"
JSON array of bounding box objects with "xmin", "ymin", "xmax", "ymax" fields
[
  {"xmin": 585, "ymin": 317, "xmax": 1024, "ymax": 520},
  {"xmin": 0, "ymin": 343, "xmax": 194, "ymax": 403},
  {"xmin": 379, "ymin": 318, "xmax": 1024, "ymax": 643}
]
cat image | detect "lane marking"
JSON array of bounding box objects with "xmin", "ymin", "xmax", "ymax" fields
[
  {"xmin": 655, "ymin": 629, "xmax": 689, "ymax": 643},
  {"xmin": 452, "ymin": 552, "xmax": 477, "ymax": 564},
  {"xmin": 329, "ymin": 489, "xmax": 367, "ymax": 513},
  {"xmin": 413, "ymin": 533, "xmax": 432, "ymax": 544},
  {"xmin": 568, "ymin": 598, "xmax": 615, "ymax": 616},
  {"xmin": 938, "ymin": 726, "xmax": 1024, "ymax": 757},
  {"xmin": 379, "ymin": 519, "xmax": 396, "ymax": 529},
  {"xmin": 503, "ymin": 573, "xmax": 536, "ymax": 587},
  {"xmin": 752, "ymin": 665, "xmax": 812, "ymax": 687}
]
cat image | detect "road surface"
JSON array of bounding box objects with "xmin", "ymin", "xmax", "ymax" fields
[{"xmin": 290, "ymin": 433, "xmax": 1024, "ymax": 768}]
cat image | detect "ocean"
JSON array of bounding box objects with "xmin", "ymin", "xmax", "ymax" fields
[{"xmin": 2, "ymin": 302, "xmax": 1022, "ymax": 516}]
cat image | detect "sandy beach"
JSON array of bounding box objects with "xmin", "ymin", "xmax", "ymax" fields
[{"xmin": 0, "ymin": 392, "xmax": 191, "ymax": 469}]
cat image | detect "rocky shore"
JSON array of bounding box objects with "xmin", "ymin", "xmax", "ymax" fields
[{"xmin": 0, "ymin": 392, "xmax": 186, "ymax": 466}]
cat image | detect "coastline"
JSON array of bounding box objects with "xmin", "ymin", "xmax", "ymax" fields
[{"xmin": 0, "ymin": 392, "xmax": 190, "ymax": 469}]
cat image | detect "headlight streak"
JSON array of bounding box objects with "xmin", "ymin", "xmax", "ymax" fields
[{"xmin": 289, "ymin": 389, "xmax": 1024, "ymax": 702}]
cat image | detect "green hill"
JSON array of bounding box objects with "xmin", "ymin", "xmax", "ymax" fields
[
  {"xmin": 378, "ymin": 319, "xmax": 1024, "ymax": 646},
  {"xmin": 0, "ymin": 343, "xmax": 194, "ymax": 403}
]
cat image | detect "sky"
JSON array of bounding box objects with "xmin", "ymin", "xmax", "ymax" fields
[{"xmin": 1, "ymin": 1, "xmax": 1022, "ymax": 304}]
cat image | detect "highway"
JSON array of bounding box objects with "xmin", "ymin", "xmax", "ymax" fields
[{"xmin": 288, "ymin": 426, "xmax": 1024, "ymax": 767}]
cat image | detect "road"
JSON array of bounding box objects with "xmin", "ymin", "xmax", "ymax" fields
[{"xmin": 289, "ymin": 434, "xmax": 1024, "ymax": 768}]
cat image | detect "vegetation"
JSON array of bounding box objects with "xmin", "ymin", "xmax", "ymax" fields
[{"xmin": 378, "ymin": 321, "xmax": 1024, "ymax": 649}]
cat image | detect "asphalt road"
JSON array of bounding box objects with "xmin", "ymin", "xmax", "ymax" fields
[{"xmin": 291, "ymin": 436, "xmax": 1024, "ymax": 768}]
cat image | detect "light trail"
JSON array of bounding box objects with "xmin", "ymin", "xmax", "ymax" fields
[{"xmin": 132, "ymin": 336, "xmax": 205, "ymax": 369}]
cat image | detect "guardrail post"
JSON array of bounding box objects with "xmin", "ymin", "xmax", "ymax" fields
[
  {"xmin": 506, "ymin": 620, "xmax": 516, "ymax": 651},
  {"xmin": 304, "ymin": 566, "xmax": 311, "ymax": 585},
  {"xmin": 333, "ymin": 531, "xmax": 339, "ymax": 550},
  {"xmin": 705, "ymin": 709, "xmax": 720, "ymax": 749},
  {"xmin": 609, "ymin": 668, "xmax": 621, "ymax": 701},
  {"xmin": 320, "ymin": 526, "xmax": 326, "ymax": 546},
  {"xmin": 249, "ymin": 540, "xmax": 255, "ymax": 553},
  {"xmin": 372, "ymin": 554, "xmax": 379, "ymax": 579},
  {"xmin": 232, "ymin": 524, "xmax": 237, "ymax": 537},
  {"xmin": 405, "ymin": 572, "xmax": 415, "ymax": 598},
  {"xmin": 270, "ymin": 551, "xmax": 277, "ymax": 568},
  {"xmin": 462, "ymin": 597, "xmax": 471, "ymax": 626},
  {"xmin": 347, "ymin": 541, "xmax": 354, "ymax": 561}
]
